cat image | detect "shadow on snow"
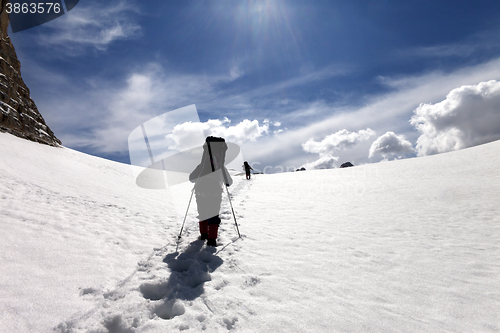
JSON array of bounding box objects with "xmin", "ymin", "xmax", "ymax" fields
[{"xmin": 139, "ymin": 240, "xmax": 223, "ymax": 320}]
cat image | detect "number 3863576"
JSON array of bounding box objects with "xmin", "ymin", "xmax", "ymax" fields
[{"xmin": 6, "ymin": 2, "xmax": 62, "ymax": 14}]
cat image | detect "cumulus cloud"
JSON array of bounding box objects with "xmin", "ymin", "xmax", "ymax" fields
[
  {"xmin": 301, "ymin": 128, "xmax": 375, "ymax": 169},
  {"xmin": 369, "ymin": 131, "xmax": 414, "ymax": 159},
  {"xmin": 301, "ymin": 155, "xmax": 338, "ymax": 170},
  {"xmin": 165, "ymin": 118, "xmax": 273, "ymax": 151},
  {"xmin": 410, "ymin": 80, "xmax": 500, "ymax": 156},
  {"xmin": 302, "ymin": 128, "xmax": 375, "ymax": 155}
]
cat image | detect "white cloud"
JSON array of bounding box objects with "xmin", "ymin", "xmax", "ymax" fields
[
  {"xmin": 410, "ymin": 80, "xmax": 500, "ymax": 156},
  {"xmin": 302, "ymin": 128, "xmax": 375, "ymax": 156},
  {"xmin": 301, "ymin": 155, "xmax": 338, "ymax": 170},
  {"xmin": 369, "ymin": 131, "xmax": 414, "ymax": 159},
  {"xmin": 300, "ymin": 128, "xmax": 375, "ymax": 169},
  {"xmin": 229, "ymin": 64, "xmax": 244, "ymax": 80},
  {"xmin": 211, "ymin": 118, "xmax": 268, "ymax": 143},
  {"xmin": 39, "ymin": 0, "xmax": 141, "ymax": 53},
  {"xmin": 164, "ymin": 118, "xmax": 271, "ymax": 151}
]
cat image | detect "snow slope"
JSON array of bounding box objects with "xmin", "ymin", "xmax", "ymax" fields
[{"xmin": 0, "ymin": 131, "xmax": 499, "ymax": 332}]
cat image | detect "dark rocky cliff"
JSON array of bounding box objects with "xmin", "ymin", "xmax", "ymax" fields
[{"xmin": 0, "ymin": 0, "xmax": 61, "ymax": 146}]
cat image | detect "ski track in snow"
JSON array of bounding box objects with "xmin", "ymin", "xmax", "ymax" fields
[{"xmin": 55, "ymin": 176, "xmax": 254, "ymax": 332}]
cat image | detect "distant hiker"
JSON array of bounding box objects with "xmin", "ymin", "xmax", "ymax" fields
[
  {"xmin": 189, "ymin": 137, "xmax": 233, "ymax": 247},
  {"xmin": 243, "ymin": 161, "xmax": 253, "ymax": 180}
]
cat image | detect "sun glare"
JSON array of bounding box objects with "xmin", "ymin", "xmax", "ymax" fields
[{"xmin": 235, "ymin": 0, "xmax": 300, "ymax": 59}]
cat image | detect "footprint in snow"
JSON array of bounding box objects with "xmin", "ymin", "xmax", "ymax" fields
[{"xmin": 139, "ymin": 240, "xmax": 223, "ymax": 320}]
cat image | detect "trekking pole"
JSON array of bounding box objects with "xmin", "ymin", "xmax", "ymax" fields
[
  {"xmin": 225, "ymin": 184, "xmax": 241, "ymax": 238},
  {"xmin": 177, "ymin": 187, "xmax": 195, "ymax": 239}
]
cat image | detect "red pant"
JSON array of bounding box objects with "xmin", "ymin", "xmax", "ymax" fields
[{"xmin": 199, "ymin": 220, "xmax": 219, "ymax": 239}]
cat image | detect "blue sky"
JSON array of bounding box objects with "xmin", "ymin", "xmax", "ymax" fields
[{"xmin": 9, "ymin": 0, "xmax": 500, "ymax": 172}]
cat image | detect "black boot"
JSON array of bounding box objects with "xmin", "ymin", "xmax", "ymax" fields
[
  {"xmin": 207, "ymin": 238, "xmax": 217, "ymax": 247},
  {"xmin": 199, "ymin": 233, "xmax": 208, "ymax": 240}
]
